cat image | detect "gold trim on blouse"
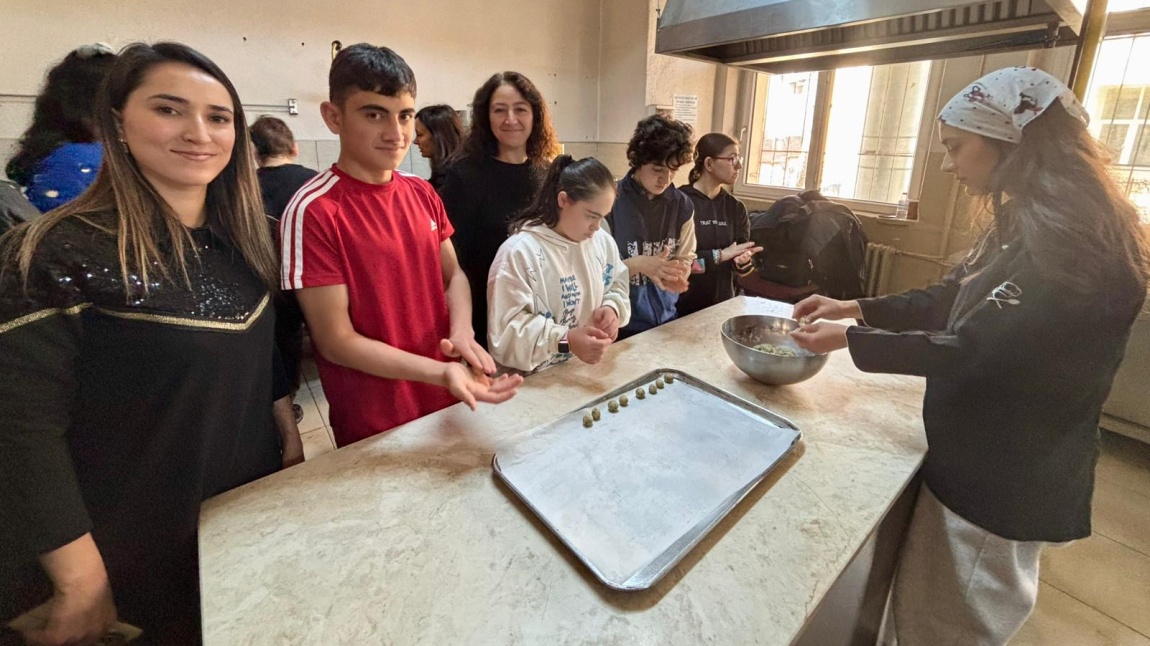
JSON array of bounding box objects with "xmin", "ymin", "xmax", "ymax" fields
[
  {"xmin": 0, "ymin": 293, "xmax": 270, "ymax": 336},
  {"xmin": 0, "ymin": 303, "xmax": 92, "ymax": 335},
  {"xmin": 95, "ymin": 293, "xmax": 271, "ymax": 331}
]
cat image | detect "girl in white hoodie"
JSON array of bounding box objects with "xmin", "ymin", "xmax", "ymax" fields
[{"xmin": 487, "ymin": 156, "xmax": 632, "ymax": 372}]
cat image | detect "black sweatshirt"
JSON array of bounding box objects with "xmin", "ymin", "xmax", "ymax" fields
[
  {"xmin": 439, "ymin": 155, "xmax": 545, "ymax": 347},
  {"xmin": 848, "ymin": 233, "xmax": 1146, "ymax": 542},
  {"xmin": 257, "ymin": 163, "xmax": 319, "ymax": 220},
  {"xmin": 676, "ymin": 185, "xmax": 750, "ymax": 317},
  {"xmin": 0, "ymin": 214, "xmax": 282, "ymax": 634}
]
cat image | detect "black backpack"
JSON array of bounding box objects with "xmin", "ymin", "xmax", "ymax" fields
[{"xmin": 748, "ymin": 190, "xmax": 868, "ymax": 300}]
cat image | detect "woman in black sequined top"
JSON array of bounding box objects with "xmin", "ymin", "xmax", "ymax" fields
[{"xmin": 0, "ymin": 43, "xmax": 291, "ymax": 644}]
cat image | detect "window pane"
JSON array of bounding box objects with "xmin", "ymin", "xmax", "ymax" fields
[
  {"xmin": 1100, "ymin": 124, "xmax": 1130, "ymax": 157},
  {"xmin": 747, "ymin": 71, "xmax": 818, "ymax": 189},
  {"xmin": 1087, "ymin": 33, "xmax": 1150, "ymax": 221},
  {"xmin": 1110, "ymin": 0, "xmax": 1150, "ymax": 12},
  {"xmin": 1134, "ymin": 125, "xmax": 1150, "ymax": 166},
  {"xmin": 1129, "ymin": 169, "xmax": 1150, "ymax": 223},
  {"xmin": 820, "ymin": 61, "xmax": 930, "ymax": 203}
]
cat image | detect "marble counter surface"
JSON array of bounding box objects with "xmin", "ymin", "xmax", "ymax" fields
[{"xmin": 198, "ymin": 297, "xmax": 928, "ymax": 645}]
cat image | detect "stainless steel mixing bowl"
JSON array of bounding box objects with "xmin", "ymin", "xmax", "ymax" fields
[{"xmin": 721, "ymin": 315, "xmax": 829, "ymax": 386}]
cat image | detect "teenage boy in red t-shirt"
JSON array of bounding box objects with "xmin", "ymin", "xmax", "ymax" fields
[{"xmin": 280, "ymin": 44, "xmax": 521, "ymax": 446}]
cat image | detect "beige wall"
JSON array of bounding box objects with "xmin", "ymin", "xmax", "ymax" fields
[
  {"xmin": 1, "ymin": 0, "xmax": 603, "ymax": 143},
  {"xmin": 1, "ymin": 0, "xmax": 722, "ymax": 182}
]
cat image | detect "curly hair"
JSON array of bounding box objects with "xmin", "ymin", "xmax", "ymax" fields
[
  {"xmin": 459, "ymin": 71, "xmax": 560, "ymax": 167},
  {"xmin": 626, "ymin": 115, "xmax": 694, "ymax": 170}
]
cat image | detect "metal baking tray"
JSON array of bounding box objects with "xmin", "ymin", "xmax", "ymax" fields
[{"xmin": 493, "ymin": 368, "xmax": 801, "ymax": 591}]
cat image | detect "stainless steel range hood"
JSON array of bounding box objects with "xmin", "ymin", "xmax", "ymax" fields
[{"xmin": 656, "ymin": 0, "xmax": 1087, "ymax": 73}]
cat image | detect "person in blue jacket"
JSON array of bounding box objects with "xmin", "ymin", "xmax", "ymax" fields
[
  {"xmin": 605, "ymin": 115, "xmax": 697, "ymax": 338},
  {"xmin": 6, "ymin": 44, "xmax": 117, "ymax": 212}
]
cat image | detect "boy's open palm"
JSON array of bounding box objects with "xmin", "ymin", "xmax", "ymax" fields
[{"xmin": 442, "ymin": 363, "xmax": 522, "ymax": 410}]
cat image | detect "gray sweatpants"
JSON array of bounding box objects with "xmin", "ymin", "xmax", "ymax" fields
[{"xmin": 880, "ymin": 485, "xmax": 1056, "ymax": 646}]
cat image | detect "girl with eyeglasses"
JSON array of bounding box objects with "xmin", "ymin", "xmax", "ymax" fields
[{"xmin": 676, "ymin": 133, "xmax": 761, "ymax": 317}]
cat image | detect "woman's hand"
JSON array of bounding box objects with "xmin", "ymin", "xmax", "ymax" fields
[
  {"xmin": 792, "ymin": 295, "xmax": 863, "ymax": 323},
  {"xmin": 281, "ymin": 433, "xmax": 305, "ymax": 468},
  {"xmin": 23, "ymin": 535, "xmax": 117, "ymax": 646},
  {"xmin": 791, "ymin": 321, "xmax": 850, "ymax": 354},
  {"xmin": 568, "ymin": 326, "xmax": 612, "ymax": 364},
  {"xmin": 590, "ymin": 306, "xmax": 620, "ymax": 340},
  {"xmin": 272, "ymin": 395, "xmax": 305, "ymax": 468},
  {"xmin": 440, "ymin": 362, "xmax": 522, "ymax": 410},
  {"xmin": 719, "ymin": 241, "xmax": 763, "ymax": 264},
  {"xmin": 23, "ymin": 582, "xmax": 117, "ymax": 646}
]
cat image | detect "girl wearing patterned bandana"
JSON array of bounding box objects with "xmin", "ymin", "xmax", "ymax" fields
[{"xmin": 791, "ymin": 66, "xmax": 1149, "ymax": 644}]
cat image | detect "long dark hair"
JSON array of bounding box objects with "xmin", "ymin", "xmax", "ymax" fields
[
  {"xmin": 688, "ymin": 132, "xmax": 738, "ymax": 184},
  {"xmin": 459, "ymin": 71, "xmax": 560, "ymax": 167},
  {"xmin": 7, "ymin": 42, "xmax": 279, "ymax": 294},
  {"xmin": 509, "ymin": 155, "xmax": 615, "ymax": 233},
  {"xmin": 977, "ymin": 100, "xmax": 1149, "ymax": 296},
  {"xmin": 6, "ymin": 45, "xmax": 117, "ymax": 186},
  {"xmin": 415, "ymin": 104, "xmax": 464, "ymax": 174}
]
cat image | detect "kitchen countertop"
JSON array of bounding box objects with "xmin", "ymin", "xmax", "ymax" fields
[{"xmin": 198, "ymin": 297, "xmax": 928, "ymax": 645}]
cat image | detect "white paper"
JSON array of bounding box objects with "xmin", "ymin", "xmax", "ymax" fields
[
  {"xmin": 496, "ymin": 376, "xmax": 798, "ymax": 588},
  {"xmin": 673, "ymin": 94, "xmax": 699, "ymax": 129}
]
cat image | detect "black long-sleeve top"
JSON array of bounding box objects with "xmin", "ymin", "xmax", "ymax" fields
[
  {"xmin": 676, "ymin": 185, "xmax": 750, "ymax": 317},
  {"xmin": 848, "ymin": 233, "xmax": 1146, "ymax": 542},
  {"xmin": 257, "ymin": 163, "xmax": 318, "ymax": 220},
  {"xmin": 0, "ymin": 213, "xmax": 282, "ymax": 633},
  {"xmin": 438, "ymin": 155, "xmax": 545, "ymax": 347}
]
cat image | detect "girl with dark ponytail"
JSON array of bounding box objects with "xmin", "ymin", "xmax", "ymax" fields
[
  {"xmin": 487, "ymin": 155, "xmax": 631, "ymax": 372},
  {"xmin": 677, "ymin": 132, "xmax": 761, "ymax": 317}
]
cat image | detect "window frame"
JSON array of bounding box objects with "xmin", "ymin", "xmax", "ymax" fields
[
  {"xmin": 732, "ymin": 61, "xmax": 940, "ymax": 217},
  {"xmin": 1086, "ymin": 17, "xmax": 1150, "ymax": 224}
]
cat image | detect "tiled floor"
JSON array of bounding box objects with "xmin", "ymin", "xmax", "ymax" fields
[
  {"xmin": 1013, "ymin": 431, "xmax": 1150, "ymax": 645},
  {"xmin": 289, "ymin": 352, "xmax": 1150, "ymax": 643},
  {"xmin": 294, "ymin": 355, "xmax": 336, "ymax": 460}
]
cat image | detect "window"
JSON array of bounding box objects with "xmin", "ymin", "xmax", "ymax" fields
[
  {"xmin": 740, "ymin": 61, "xmax": 932, "ymax": 211},
  {"xmin": 1086, "ymin": 33, "xmax": 1150, "ymax": 222}
]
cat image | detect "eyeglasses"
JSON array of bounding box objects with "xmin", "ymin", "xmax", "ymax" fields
[{"xmin": 713, "ymin": 155, "xmax": 743, "ymax": 165}]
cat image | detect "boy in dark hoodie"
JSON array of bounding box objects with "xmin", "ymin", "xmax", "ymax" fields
[{"xmin": 605, "ymin": 115, "xmax": 696, "ymax": 338}]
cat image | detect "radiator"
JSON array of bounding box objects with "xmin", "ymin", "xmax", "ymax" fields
[{"xmin": 864, "ymin": 243, "xmax": 897, "ymax": 297}]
